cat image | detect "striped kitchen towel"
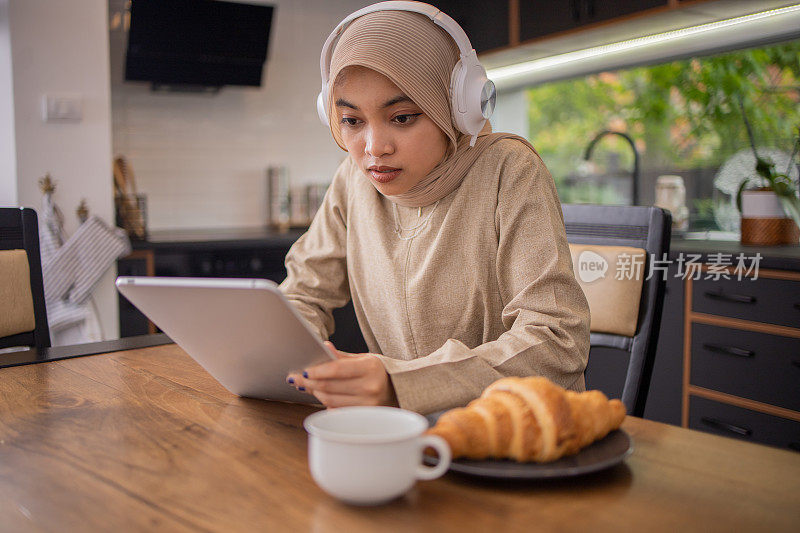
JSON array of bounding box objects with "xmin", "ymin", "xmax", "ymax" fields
[
  {"xmin": 42, "ymin": 215, "xmax": 131, "ymax": 306},
  {"xmin": 45, "ymin": 299, "xmax": 89, "ymax": 333}
]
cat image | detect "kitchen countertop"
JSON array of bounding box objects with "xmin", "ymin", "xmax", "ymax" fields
[
  {"xmin": 670, "ymin": 238, "xmax": 800, "ymax": 271},
  {"xmin": 128, "ymin": 226, "xmax": 800, "ymax": 271},
  {"xmin": 130, "ymin": 226, "xmax": 307, "ymax": 252}
]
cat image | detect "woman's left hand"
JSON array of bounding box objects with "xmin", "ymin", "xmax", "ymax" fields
[{"xmin": 286, "ymin": 341, "xmax": 398, "ymax": 408}]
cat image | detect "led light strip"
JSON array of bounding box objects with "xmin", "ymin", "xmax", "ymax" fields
[{"xmin": 487, "ymin": 4, "xmax": 800, "ymax": 84}]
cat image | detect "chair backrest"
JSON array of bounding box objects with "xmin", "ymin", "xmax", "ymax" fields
[
  {"xmin": 0, "ymin": 207, "xmax": 50, "ymax": 350},
  {"xmin": 562, "ymin": 204, "xmax": 671, "ymax": 417}
]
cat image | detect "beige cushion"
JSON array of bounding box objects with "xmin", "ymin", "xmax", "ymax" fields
[
  {"xmin": 569, "ymin": 244, "xmax": 646, "ymax": 337},
  {"xmin": 0, "ymin": 249, "xmax": 36, "ymax": 338}
]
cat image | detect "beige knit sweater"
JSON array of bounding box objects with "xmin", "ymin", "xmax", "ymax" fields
[{"xmin": 279, "ymin": 139, "xmax": 590, "ymax": 414}]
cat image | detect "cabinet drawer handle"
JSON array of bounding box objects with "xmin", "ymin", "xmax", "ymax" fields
[
  {"xmin": 702, "ymin": 344, "xmax": 754, "ymax": 358},
  {"xmin": 700, "ymin": 417, "xmax": 752, "ymax": 437},
  {"xmin": 704, "ymin": 291, "xmax": 756, "ymax": 304}
]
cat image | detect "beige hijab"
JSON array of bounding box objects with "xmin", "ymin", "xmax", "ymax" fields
[{"xmin": 326, "ymin": 10, "xmax": 536, "ymax": 208}]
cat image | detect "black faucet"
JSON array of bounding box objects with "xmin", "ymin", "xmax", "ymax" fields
[{"xmin": 583, "ymin": 130, "xmax": 640, "ymax": 206}]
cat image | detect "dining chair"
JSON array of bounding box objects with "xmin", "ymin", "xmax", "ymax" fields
[
  {"xmin": 0, "ymin": 207, "xmax": 51, "ymax": 350},
  {"xmin": 562, "ymin": 203, "xmax": 672, "ymax": 417}
]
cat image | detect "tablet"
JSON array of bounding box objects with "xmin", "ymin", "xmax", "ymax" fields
[{"xmin": 116, "ymin": 276, "xmax": 334, "ymax": 403}]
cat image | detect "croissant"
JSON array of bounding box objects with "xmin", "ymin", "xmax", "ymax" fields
[{"xmin": 426, "ymin": 377, "xmax": 626, "ymax": 462}]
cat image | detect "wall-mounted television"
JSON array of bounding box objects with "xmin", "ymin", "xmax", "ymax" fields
[{"xmin": 125, "ymin": 0, "xmax": 274, "ymax": 89}]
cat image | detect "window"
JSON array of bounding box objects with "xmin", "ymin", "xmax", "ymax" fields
[{"xmin": 527, "ymin": 39, "xmax": 800, "ymax": 233}]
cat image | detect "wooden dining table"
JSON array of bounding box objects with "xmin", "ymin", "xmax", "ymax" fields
[{"xmin": 1, "ymin": 341, "xmax": 798, "ymax": 532}]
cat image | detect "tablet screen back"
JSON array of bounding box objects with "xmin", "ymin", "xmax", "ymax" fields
[{"xmin": 116, "ymin": 277, "xmax": 331, "ymax": 403}]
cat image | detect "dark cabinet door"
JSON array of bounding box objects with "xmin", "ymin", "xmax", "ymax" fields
[
  {"xmin": 519, "ymin": 0, "xmax": 582, "ymax": 42},
  {"xmin": 690, "ymin": 323, "xmax": 800, "ymax": 412},
  {"xmin": 590, "ymin": 0, "xmax": 668, "ymax": 24},
  {"xmin": 692, "ymin": 276, "xmax": 800, "ymax": 329},
  {"xmin": 118, "ymin": 256, "xmax": 152, "ymax": 337},
  {"xmin": 689, "ymin": 396, "xmax": 800, "ymax": 453},
  {"xmin": 520, "ymin": 0, "xmax": 669, "ymax": 42},
  {"xmin": 436, "ymin": 0, "xmax": 510, "ymax": 53},
  {"xmin": 643, "ymin": 265, "xmax": 684, "ymax": 425}
]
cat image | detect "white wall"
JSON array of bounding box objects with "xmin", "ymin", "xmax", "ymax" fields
[
  {"xmin": 490, "ymin": 89, "xmax": 529, "ymax": 140},
  {"xmin": 6, "ymin": 0, "xmax": 117, "ymax": 339},
  {"xmin": 110, "ymin": 0, "xmax": 369, "ymax": 230},
  {"xmin": 109, "ymin": 0, "xmax": 531, "ymax": 231},
  {"xmin": 0, "ymin": 0, "xmax": 17, "ymax": 205},
  {"xmin": 1, "ymin": 0, "xmax": 525, "ymax": 341}
]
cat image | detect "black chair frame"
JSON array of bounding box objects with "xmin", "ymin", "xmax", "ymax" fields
[
  {"xmin": 562, "ymin": 204, "xmax": 671, "ymax": 417},
  {"xmin": 0, "ymin": 207, "xmax": 51, "ymax": 350}
]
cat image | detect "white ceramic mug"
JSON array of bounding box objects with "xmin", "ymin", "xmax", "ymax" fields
[{"xmin": 303, "ymin": 406, "xmax": 451, "ymax": 506}]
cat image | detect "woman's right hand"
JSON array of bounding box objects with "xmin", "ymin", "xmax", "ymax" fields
[{"xmin": 286, "ymin": 341, "xmax": 398, "ymax": 408}]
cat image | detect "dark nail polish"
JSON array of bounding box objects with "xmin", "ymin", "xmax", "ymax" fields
[
  {"xmin": 287, "ymin": 377, "xmax": 294, "ymax": 385},
  {"xmin": 298, "ymin": 386, "xmax": 306, "ymax": 392},
  {"xmin": 302, "ymin": 371, "xmax": 309, "ymax": 379}
]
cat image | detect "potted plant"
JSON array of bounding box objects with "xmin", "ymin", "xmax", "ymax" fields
[{"xmin": 736, "ymin": 100, "xmax": 800, "ymax": 246}]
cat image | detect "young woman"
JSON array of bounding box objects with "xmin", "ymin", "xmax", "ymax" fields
[{"xmin": 282, "ymin": 2, "xmax": 590, "ymax": 414}]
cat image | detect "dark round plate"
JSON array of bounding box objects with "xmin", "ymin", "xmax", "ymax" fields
[{"xmin": 424, "ymin": 413, "xmax": 632, "ymax": 479}]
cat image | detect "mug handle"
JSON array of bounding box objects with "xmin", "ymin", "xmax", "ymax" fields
[{"xmin": 416, "ymin": 435, "xmax": 452, "ymax": 480}]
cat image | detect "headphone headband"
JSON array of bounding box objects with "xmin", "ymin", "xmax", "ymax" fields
[
  {"xmin": 319, "ymin": 1, "xmax": 474, "ymax": 91},
  {"xmin": 317, "ymin": 1, "xmax": 495, "ymax": 146}
]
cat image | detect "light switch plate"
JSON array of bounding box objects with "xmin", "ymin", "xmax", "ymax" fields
[{"xmin": 42, "ymin": 94, "xmax": 83, "ymax": 122}]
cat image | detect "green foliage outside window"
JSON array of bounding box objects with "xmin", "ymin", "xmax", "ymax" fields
[{"xmin": 527, "ymin": 40, "xmax": 800, "ymax": 209}]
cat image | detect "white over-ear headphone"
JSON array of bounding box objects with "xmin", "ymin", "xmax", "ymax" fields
[{"xmin": 317, "ymin": 1, "xmax": 496, "ymax": 147}]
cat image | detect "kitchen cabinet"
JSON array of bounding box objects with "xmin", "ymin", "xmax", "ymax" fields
[
  {"xmin": 518, "ymin": 1, "xmax": 585, "ymax": 42},
  {"xmin": 692, "ymin": 275, "xmax": 800, "ymax": 329},
  {"xmin": 434, "ymin": 0, "xmax": 510, "ymax": 53},
  {"xmin": 688, "ymin": 397, "xmax": 800, "ymax": 451},
  {"xmin": 518, "ymin": 0, "xmax": 669, "ymax": 44},
  {"xmin": 642, "ymin": 262, "xmax": 684, "ymax": 424},
  {"xmin": 644, "ymin": 240, "xmax": 800, "ymax": 452},
  {"xmin": 519, "ymin": 0, "xmax": 669, "ymax": 41},
  {"xmin": 682, "ymin": 266, "xmax": 800, "ymax": 451},
  {"xmin": 589, "ymin": 0, "xmax": 670, "ymax": 25},
  {"xmin": 689, "ymin": 323, "xmax": 800, "ymax": 412},
  {"xmin": 118, "ymin": 250, "xmax": 155, "ymax": 337},
  {"xmin": 431, "ymin": 0, "xmax": 681, "ymax": 54}
]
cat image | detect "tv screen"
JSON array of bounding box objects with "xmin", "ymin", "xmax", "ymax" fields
[{"xmin": 125, "ymin": 0, "xmax": 274, "ymax": 88}]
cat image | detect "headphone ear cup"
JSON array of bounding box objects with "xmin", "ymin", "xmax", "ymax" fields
[
  {"xmin": 317, "ymin": 91, "xmax": 328, "ymax": 125},
  {"xmin": 449, "ymin": 59, "xmax": 468, "ymax": 134},
  {"xmin": 450, "ymin": 54, "xmax": 493, "ymax": 140}
]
